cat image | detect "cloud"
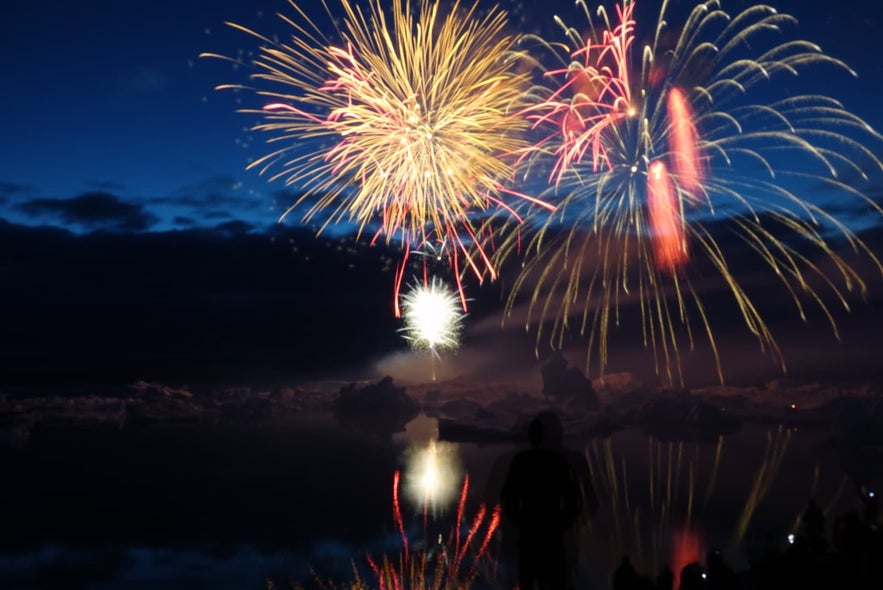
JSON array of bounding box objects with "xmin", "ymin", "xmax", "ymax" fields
[
  {"xmin": 0, "ymin": 181, "xmax": 33, "ymax": 204},
  {"xmin": 87, "ymin": 180, "xmax": 128, "ymax": 193},
  {"xmin": 17, "ymin": 192, "xmax": 158, "ymax": 232},
  {"xmin": 0, "ymin": 220, "xmax": 403, "ymax": 388},
  {"xmin": 173, "ymin": 215, "xmax": 198, "ymax": 227},
  {"xmin": 270, "ymin": 187, "xmax": 377, "ymax": 234},
  {"xmin": 214, "ymin": 219, "xmax": 255, "ymax": 235},
  {"xmin": 164, "ymin": 176, "xmax": 261, "ymax": 208},
  {"xmin": 1, "ymin": 208, "xmax": 881, "ymax": 391},
  {"xmin": 475, "ymin": 215, "xmax": 883, "ymax": 386},
  {"xmin": 146, "ymin": 175, "xmax": 274, "ymax": 227},
  {"xmin": 0, "ymin": 547, "xmax": 132, "ymax": 590}
]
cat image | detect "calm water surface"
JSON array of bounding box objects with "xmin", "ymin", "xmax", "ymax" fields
[{"xmin": 1, "ymin": 410, "xmax": 877, "ymax": 590}]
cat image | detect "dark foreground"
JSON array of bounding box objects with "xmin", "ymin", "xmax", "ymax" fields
[{"xmin": 2, "ymin": 375, "xmax": 882, "ymax": 589}]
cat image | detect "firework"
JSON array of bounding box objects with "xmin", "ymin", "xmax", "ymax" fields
[
  {"xmin": 400, "ymin": 277, "xmax": 464, "ymax": 380},
  {"xmin": 647, "ymin": 160, "xmax": 688, "ymax": 270},
  {"xmin": 202, "ymin": 0, "xmax": 553, "ymax": 315},
  {"xmin": 490, "ymin": 0, "xmax": 883, "ymax": 384},
  {"xmin": 400, "ymin": 277, "xmax": 465, "ymax": 352}
]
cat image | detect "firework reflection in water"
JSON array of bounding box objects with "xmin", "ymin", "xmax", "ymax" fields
[
  {"xmin": 403, "ymin": 439, "xmax": 463, "ymax": 518},
  {"xmin": 363, "ymin": 471, "xmax": 501, "ymax": 590},
  {"xmin": 581, "ymin": 427, "xmax": 851, "ymax": 586}
]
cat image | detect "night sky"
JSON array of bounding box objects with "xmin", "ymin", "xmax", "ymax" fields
[{"xmin": 3, "ymin": 0, "xmax": 883, "ymax": 390}]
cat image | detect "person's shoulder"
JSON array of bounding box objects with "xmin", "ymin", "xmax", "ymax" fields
[
  {"xmin": 511, "ymin": 448, "xmax": 533, "ymax": 460},
  {"xmin": 506, "ymin": 448, "xmax": 534, "ymax": 469},
  {"xmin": 545, "ymin": 448, "xmax": 570, "ymax": 462}
]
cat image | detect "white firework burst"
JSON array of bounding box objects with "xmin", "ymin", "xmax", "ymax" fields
[{"xmin": 400, "ymin": 277, "xmax": 464, "ymax": 355}]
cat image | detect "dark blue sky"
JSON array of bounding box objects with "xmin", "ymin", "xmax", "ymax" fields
[
  {"xmin": 1, "ymin": 0, "xmax": 282, "ymax": 232},
  {"xmin": 2, "ymin": 0, "xmax": 883, "ymax": 389},
  {"xmin": 2, "ymin": 0, "xmax": 882, "ymax": 233}
]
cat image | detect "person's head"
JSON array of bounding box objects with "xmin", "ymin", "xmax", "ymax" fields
[
  {"xmin": 527, "ymin": 410, "xmax": 563, "ymax": 448},
  {"xmin": 679, "ymin": 562, "xmax": 706, "ymax": 590}
]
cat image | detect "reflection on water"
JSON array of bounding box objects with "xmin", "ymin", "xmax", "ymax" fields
[
  {"xmin": 401, "ymin": 439, "xmax": 463, "ymax": 517},
  {"xmin": 0, "ymin": 411, "xmax": 874, "ymax": 589},
  {"xmin": 580, "ymin": 427, "xmax": 798, "ymax": 587},
  {"xmin": 0, "ymin": 414, "xmax": 405, "ymax": 590},
  {"xmin": 365, "ymin": 469, "xmax": 501, "ymax": 590},
  {"xmin": 573, "ymin": 424, "xmax": 866, "ymax": 587}
]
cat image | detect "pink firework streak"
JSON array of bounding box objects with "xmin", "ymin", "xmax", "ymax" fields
[
  {"xmin": 666, "ymin": 87, "xmax": 705, "ymax": 196},
  {"xmin": 522, "ymin": 2, "xmax": 636, "ymax": 185},
  {"xmin": 647, "ymin": 161, "xmax": 687, "ymax": 271},
  {"xmin": 671, "ymin": 524, "xmax": 705, "ymax": 590},
  {"xmin": 370, "ymin": 471, "xmax": 501, "ymax": 590}
]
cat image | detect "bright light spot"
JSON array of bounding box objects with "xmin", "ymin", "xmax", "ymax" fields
[
  {"xmin": 402, "ymin": 439, "xmax": 462, "ymax": 514},
  {"xmin": 399, "ymin": 277, "xmax": 464, "ymax": 353}
]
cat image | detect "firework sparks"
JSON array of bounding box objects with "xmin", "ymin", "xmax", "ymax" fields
[
  {"xmin": 490, "ymin": 0, "xmax": 883, "ymax": 384},
  {"xmin": 516, "ymin": 1, "xmax": 637, "ymax": 185},
  {"xmin": 666, "ymin": 86, "xmax": 705, "ymax": 195},
  {"xmin": 202, "ymin": 0, "xmax": 553, "ymax": 316},
  {"xmin": 400, "ymin": 277, "xmax": 464, "ymax": 352},
  {"xmin": 400, "ymin": 277, "xmax": 464, "ymax": 380},
  {"xmin": 647, "ymin": 160, "xmax": 687, "ymax": 270}
]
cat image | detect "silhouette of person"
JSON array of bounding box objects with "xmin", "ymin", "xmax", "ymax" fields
[
  {"xmin": 655, "ymin": 565, "xmax": 674, "ymax": 590},
  {"xmin": 500, "ymin": 411, "xmax": 594, "ymax": 590},
  {"xmin": 705, "ymin": 547, "xmax": 738, "ymax": 590},
  {"xmin": 858, "ymin": 485, "xmax": 879, "ymax": 528},
  {"xmin": 800, "ymin": 497, "xmax": 826, "ymax": 552},
  {"xmin": 612, "ymin": 555, "xmax": 638, "ymax": 590},
  {"xmin": 678, "ymin": 562, "xmax": 707, "ymax": 590}
]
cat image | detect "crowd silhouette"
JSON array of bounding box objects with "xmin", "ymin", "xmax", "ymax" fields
[
  {"xmin": 609, "ymin": 490, "xmax": 883, "ymax": 589},
  {"xmin": 491, "ymin": 409, "xmax": 882, "ymax": 590}
]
